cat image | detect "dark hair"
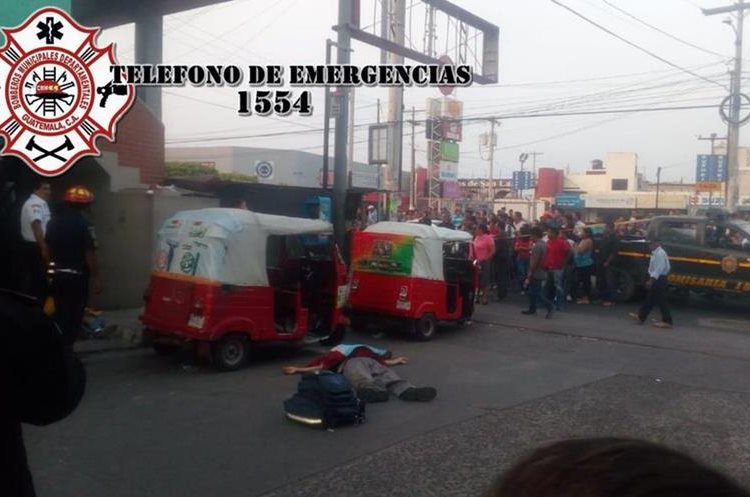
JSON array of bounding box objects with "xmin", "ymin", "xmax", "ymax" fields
[
  {"xmin": 477, "ymin": 223, "xmax": 489, "ymax": 234},
  {"xmin": 530, "ymin": 227, "xmax": 544, "ymax": 239},
  {"xmin": 548, "ymin": 227, "xmax": 560, "ymax": 236},
  {"xmin": 606, "ymin": 222, "xmax": 615, "ymax": 230},
  {"xmin": 33, "ymin": 180, "xmax": 50, "ymax": 192},
  {"xmin": 519, "ymin": 225, "xmax": 531, "ymax": 236},
  {"xmin": 486, "ymin": 438, "xmax": 750, "ymax": 497},
  {"xmin": 583, "ymin": 227, "xmax": 593, "ymax": 238}
]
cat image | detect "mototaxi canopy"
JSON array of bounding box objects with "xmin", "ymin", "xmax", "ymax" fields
[
  {"xmin": 154, "ymin": 208, "xmax": 332, "ymax": 286},
  {"xmin": 357, "ymin": 222, "xmax": 472, "ymax": 281}
]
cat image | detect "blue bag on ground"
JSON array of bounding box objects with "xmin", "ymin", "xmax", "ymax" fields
[{"xmin": 284, "ymin": 371, "xmax": 365, "ymax": 429}]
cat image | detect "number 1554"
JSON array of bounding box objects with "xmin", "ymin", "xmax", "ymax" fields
[{"xmin": 237, "ymin": 90, "xmax": 313, "ymax": 117}]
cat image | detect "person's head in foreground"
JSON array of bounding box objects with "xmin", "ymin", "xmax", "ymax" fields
[{"xmin": 486, "ymin": 437, "xmax": 750, "ymax": 497}]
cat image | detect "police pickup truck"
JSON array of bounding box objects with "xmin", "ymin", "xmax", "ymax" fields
[{"xmin": 609, "ymin": 213, "xmax": 750, "ymax": 302}]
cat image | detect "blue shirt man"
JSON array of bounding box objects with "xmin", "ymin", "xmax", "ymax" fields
[
  {"xmin": 632, "ymin": 239, "xmax": 673, "ymax": 328},
  {"xmin": 648, "ymin": 244, "xmax": 671, "ymax": 280}
]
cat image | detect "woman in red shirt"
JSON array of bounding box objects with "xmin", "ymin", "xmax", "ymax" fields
[{"xmin": 514, "ymin": 226, "xmax": 531, "ymax": 293}]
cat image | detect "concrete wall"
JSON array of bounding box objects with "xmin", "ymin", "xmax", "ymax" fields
[
  {"xmin": 90, "ymin": 191, "xmax": 218, "ymax": 309},
  {"xmin": 565, "ymin": 152, "xmax": 638, "ymax": 193}
]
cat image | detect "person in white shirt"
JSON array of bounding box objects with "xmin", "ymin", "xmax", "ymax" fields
[
  {"xmin": 366, "ymin": 205, "xmax": 378, "ymax": 226},
  {"xmin": 573, "ymin": 212, "xmax": 586, "ymax": 238},
  {"xmin": 630, "ymin": 238, "xmax": 673, "ymax": 328},
  {"xmin": 19, "ymin": 181, "xmax": 51, "ymax": 301},
  {"xmin": 513, "ymin": 211, "xmax": 527, "ymax": 232}
]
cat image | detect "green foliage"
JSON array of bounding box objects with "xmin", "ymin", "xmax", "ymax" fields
[
  {"xmin": 165, "ymin": 161, "xmax": 215, "ymax": 177},
  {"xmin": 165, "ymin": 162, "xmax": 256, "ymax": 183}
]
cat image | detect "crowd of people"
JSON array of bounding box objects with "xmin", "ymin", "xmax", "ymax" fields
[{"xmin": 358, "ymin": 204, "xmax": 654, "ymax": 319}]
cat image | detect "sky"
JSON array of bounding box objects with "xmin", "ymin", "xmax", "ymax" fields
[{"xmin": 95, "ymin": 0, "xmax": 748, "ymax": 184}]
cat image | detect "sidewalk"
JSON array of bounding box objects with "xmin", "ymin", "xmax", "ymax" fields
[{"xmin": 74, "ymin": 307, "xmax": 145, "ymax": 355}]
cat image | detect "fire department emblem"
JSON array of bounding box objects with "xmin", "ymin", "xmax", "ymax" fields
[
  {"xmin": 722, "ymin": 254, "xmax": 738, "ymax": 274},
  {"xmin": 0, "ymin": 8, "xmax": 134, "ymax": 176}
]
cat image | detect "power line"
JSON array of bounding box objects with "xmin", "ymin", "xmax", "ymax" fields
[
  {"xmin": 166, "ymin": 102, "xmax": 723, "ymax": 145},
  {"xmin": 550, "ymin": 0, "xmax": 729, "ymax": 89},
  {"xmin": 600, "ymin": 0, "xmax": 726, "ymax": 58},
  {"xmin": 479, "ymin": 66, "xmax": 719, "ymax": 88},
  {"xmin": 462, "ymin": 70, "xmax": 726, "ymax": 118}
]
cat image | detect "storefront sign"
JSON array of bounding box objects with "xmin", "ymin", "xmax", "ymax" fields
[
  {"xmin": 696, "ymin": 181, "xmax": 723, "ymax": 192},
  {"xmin": 554, "ymin": 193, "xmax": 584, "ymax": 209},
  {"xmin": 584, "ymin": 194, "xmax": 636, "ymax": 209}
]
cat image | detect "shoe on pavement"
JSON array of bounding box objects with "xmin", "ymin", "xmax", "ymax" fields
[
  {"xmin": 602, "ymin": 301, "xmax": 615, "ymax": 307},
  {"xmin": 357, "ymin": 386, "xmax": 389, "ymax": 403},
  {"xmin": 399, "ymin": 387, "xmax": 437, "ymax": 402},
  {"xmin": 545, "ymin": 307, "xmax": 553, "ymax": 319},
  {"xmin": 521, "ymin": 310, "xmax": 536, "ymax": 315},
  {"xmin": 629, "ymin": 312, "xmax": 644, "ymax": 324},
  {"xmin": 652, "ymin": 321, "xmax": 673, "ymax": 329}
]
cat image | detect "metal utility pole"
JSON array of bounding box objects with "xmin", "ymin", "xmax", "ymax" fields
[
  {"xmin": 529, "ymin": 152, "xmax": 544, "ymax": 185},
  {"xmin": 698, "ymin": 133, "xmax": 727, "ymax": 154},
  {"xmin": 410, "ymin": 106, "xmax": 417, "ymax": 210},
  {"xmin": 348, "ymin": 88, "xmax": 356, "ymax": 170},
  {"xmin": 528, "ymin": 152, "xmax": 544, "ymax": 221},
  {"xmin": 333, "ymin": 0, "xmax": 353, "ymax": 249},
  {"xmin": 656, "ymin": 166, "xmax": 662, "ymax": 210},
  {"xmin": 488, "ymin": 119, "xmax": 497, "ymax": 204},
  {"xmin": 386, "ymin": 0, "xmax": 406, "ymax": 218},
  {"xmin": 322, "ymin": 39, "xmax": 335, "ymax": 190},
  {"xmin": 704, "ymin": 1, "xmax": 749, "ymax": 211}
]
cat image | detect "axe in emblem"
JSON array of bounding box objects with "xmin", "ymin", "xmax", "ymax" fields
[{"xmin": 26, "ymin": 135, "xmax": 74, "ymax": 162}]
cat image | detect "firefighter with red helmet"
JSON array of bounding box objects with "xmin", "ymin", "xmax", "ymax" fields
[{"xmin": 45, "ymin": 186, "xmax": 101, "ymax": 345}]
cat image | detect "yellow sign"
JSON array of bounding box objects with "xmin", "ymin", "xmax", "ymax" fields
[
  {"xmin": 696, "ymin": 181, "xmax": 722, "ymax": 192},
  {"xmin": 722, "ymin": 255, "xmax": 739, "ymax": 274},
  {"xmin": 668, "ymin": 274, "xmax": 750, "ymax": 292}
]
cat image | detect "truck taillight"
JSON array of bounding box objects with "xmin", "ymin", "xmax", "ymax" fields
[
  {"xmin": 398, "ymin": 286, "xmax": 408, "ymax": 301},
  {"xmin": 351, "ymin": 279, "xmax": 359, "ymax": 291}
]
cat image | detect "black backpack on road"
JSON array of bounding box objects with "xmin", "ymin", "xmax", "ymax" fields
[{"xmin": 284, "ymin": 371, "xmax": 365, "ymax": 429}]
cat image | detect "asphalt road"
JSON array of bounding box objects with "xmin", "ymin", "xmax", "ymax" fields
[{"xmin": 24, "ymin": 293, "xmax": 750, "ymax": 497}]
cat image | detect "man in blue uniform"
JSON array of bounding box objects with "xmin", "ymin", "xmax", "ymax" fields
[
  {"xmin": 45, "ymin": 186, "xmax": 102, "ymax": 345},
  {"xmin": 630, "ymin": 238, "xmax": 673, "ymax": 329}
]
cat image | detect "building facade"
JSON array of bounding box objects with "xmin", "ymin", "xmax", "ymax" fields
[{"xmin": 166, "ymin": 146, "xmax": 379, "ymax": 190}]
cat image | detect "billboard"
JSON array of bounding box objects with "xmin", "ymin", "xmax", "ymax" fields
[
  {"xmin": 511, "ymin": 170, "xmax": 532, "ymax": 191},
  {"xmin": 439, "ymin": 161, "xmax": 458, "ymax": 181},
  {"xmin": 695, "ymin": 154, "xmax": 728, "ymax": 182},
  {"xmin": 440, "ymin": 141, "xmax": 459, "ymax": 162},
  {"xmin": 441, "ymin": 120, "xmax": 462, "ymax": 141},
  {"xmin": 441, "ymin": 181, "xmax": 461, "ymax": 199}
]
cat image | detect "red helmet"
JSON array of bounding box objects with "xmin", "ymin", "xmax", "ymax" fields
[{"xmin": 63, "ymin": 185, "xmax": 95, "ymax": 204}]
